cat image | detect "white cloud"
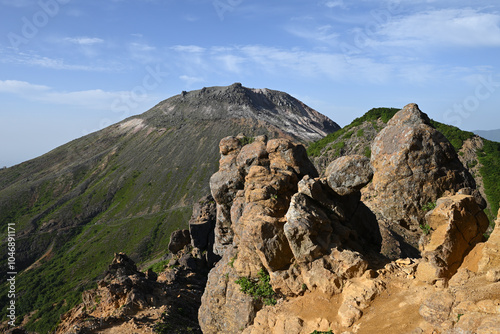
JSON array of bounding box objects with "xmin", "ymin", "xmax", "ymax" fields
[
  {"xmin": 1, "ymin": 51, "xmax": 117, "ymax": 71},
  {"xmin": 128, "ymin": 42, "xmax": 159, "ymax": 63},
  {"xmin": 286, "ymin": 24, "xmax": 339, "ymax": 44},
  {"xmin": 0, "ymin": 79, "xmax": 155, "ymax": 110},
  {"xmin": 169, "ymin": 44, "xmax": 397, "ymax": 83},
  {"xmin": 179, "ymin": 75, "xmax": 205, "ymax": 86},
  {"xmin": 171, "ymin": 45, "xmax": 206, "ymax": 53},
  {"xmin": 0, "ymin": 80, "xmax": 50, "ymax": 94},
  {"xmin": 323, "ymin": 0, "xmax": 345, "ymax": 9},
  {"xmin": 373, "ymin": 9, "xmax": 500, "ymax": 48},
  {"xmin": 0, "ymin": 0, "xmax": 35, "ymax": 7},
  {"xmin": 64, "ymin": 37, "xmax": 105, "ymax": 45}
]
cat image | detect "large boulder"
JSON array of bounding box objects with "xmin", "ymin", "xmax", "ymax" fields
[
  {"xmin": 363, "ymin": 103, "xmax": 476, "ymax": 258},
  {"xmin": 168, "ymin": 229, "xmax": 191, "ymax": 254},
  {"xmin": 416, "ymin": 195, "xmax": 489, "ymax": 283},
  {"xmin": 325, "ymin": 155, "xmax": 373, "ymax": 196}
]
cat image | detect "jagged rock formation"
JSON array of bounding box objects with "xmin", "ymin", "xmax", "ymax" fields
[
  {"xmin": 416, "ymin": 195, "xmax": 489, "ymax": 284},
  {"xmin": 54, "ymin": 244, "xmax": 210, "ymax": 334},
  {"xmin": 362, "ymin": 103, "xmax": 476, "ymax": 259},
  {"xmin": 199, "ymin": 134, "xmax": 383, "ymax": 333},
  {"xmin": 0, "ymin": 84, "xmax": 338, "ymax": 332},
  {"xmin": 198, "ymin": 104, "xmax": 498, "ymax": 334}
]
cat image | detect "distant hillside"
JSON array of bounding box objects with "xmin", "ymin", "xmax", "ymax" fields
[
  {"xmin": 474, "ymin": 129, "xmax": 500, "ymax": 143},
  {"xmin": 0, "ymin": 83, "xmax": 338, "ymax": 333},
  {"xmin": 308, "ymin": 107, "xmax": 500, "ymax": 224}
]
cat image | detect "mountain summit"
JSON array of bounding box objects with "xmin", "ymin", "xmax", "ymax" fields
[{"xmin": 142, "ymin": 82, "xmax": 339, "ymax": 142}]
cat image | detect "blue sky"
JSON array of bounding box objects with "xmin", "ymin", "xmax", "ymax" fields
[{"xmin": 1, "ymin": 0, "xmax": 500, "ymax": 167}]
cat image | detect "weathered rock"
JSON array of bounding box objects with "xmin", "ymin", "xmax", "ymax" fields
[
  {"xmin": 419, "ymin": 291, "xmax": 455, "ymax": 326},
  {"xmin": 285, "ymin": 192, "xmax": 334, "ymax": 262},
  {"xmin": 325, "ymin": 155, "xmax": 373, "ymax": 195},
  {"xmin": 189, "ymin": 195, "xmax": 216, "ymax": 251},
  {"xmin": 198, "ymin": 249, "xmax": 260, "ymax": 334},
  {"xmin": 200, "ymin": 137, "xmax": 318, "ymax": 333},
  {"xmin": 363, "ymin": 103, "xmax": 475, "ymax": 258},
  {"xmin": 477, "ymin": 208, "xmax": 500, "ymax": 274},
  {"xmin": 416, "ymin": 195, "xmax": 489, "ymax": 283},
  {"xmin": 56, "ymin": 252, "xmax": 206, "ymax": 334},
  {"xmin": 168, "ymin": 229, "xmax": 191, "ymax": 253}
]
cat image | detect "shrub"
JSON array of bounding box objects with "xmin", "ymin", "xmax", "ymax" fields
[{"xmin": 235, "ymin": 268, "xmax": 277, "ymax": 306}]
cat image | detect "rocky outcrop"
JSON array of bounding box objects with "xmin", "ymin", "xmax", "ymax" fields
[
  {"xmin": 168, "ymin": 229, "xmax": 191, "ymax": 253},
  {"xmin": 55, "ymin": 231, "xmax": 212, "ymax": 333},
  {"xmin": 200, "ymin": 136, "xmax": 320, "ymax": 334},
  {"xmin": 416, "ymin": 195, "xmax": 489, "ymax": 284},
  {"xmin": 325, "ymin": 155, "xmax": 373, "ymax": 196},
  {"xmin": 362, "ymin": 103, "xmax": 476, "ymax": 258},
  {"xmin": 200, "ymin": 135, "xmax": 384, "ymax": 334},
  {"xmin": 189, "ymin": 194, "xmax": 218, "ymax": 266}
]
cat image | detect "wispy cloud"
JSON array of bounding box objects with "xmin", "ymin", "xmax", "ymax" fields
[
  {"xmin": 286, "ymin": 23, "xmax": 339, "ymax": 44},
  {"xmin": 179, "ymin": 75, "xmax": 205, "ymax": 86},
  {"xmin": 128, "ymin": 42, "xmax": 158, "ymax": 63},
  {"xmin": 322, "ymin": 0, "xmax": 345, "ymax": 9},
  {"xmin": 168, "ymin": 44, "xmax": 398, "ymax": 83},
  {"xmin": 64, "ymin": 37, "xmax": 105, "ymax": 45},
  {"xmin": 0, "ymin": 50, "xmax": 119, "ymax": 71},
  {"xmin": 0, "ymin": 80, "xmax": 49, "ymax": 94},
  {"xmin": 0, "ymin": 0, "xmax": 35, "ymax": 7},
  {"xmin": 171, "ymin": 45, "xmax": 206, "ymax": 53},
  {"xmin": 0, "ymin": 79, "xmax": 157, "ymax": 110},
  {"xmin": 372, "ymin": 9, "xmax": 500, "ymax": 48}
]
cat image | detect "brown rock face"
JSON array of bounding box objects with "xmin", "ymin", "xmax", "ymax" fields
[
  {"xmin": 200, "ymin": 136, "xmax": 319, "ymax": 334},
  {"xmin": 325, "ymin": 155, "xmax": 373, "ymax": 196},
  {"xmin": 416, "ymin": 195, "xmax": 489, "ymax": 283},
  {"xmin": 55, "ymin": 252, "xmax": 207, "ymax": 334},
  {"xmin": 363, "ymin": 103, "xmax": 475, "ymax": 258}
]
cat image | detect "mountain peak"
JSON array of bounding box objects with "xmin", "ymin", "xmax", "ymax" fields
[{"xmin": 141, "ymin": 83, "xmax": 340, "ymax": 142}]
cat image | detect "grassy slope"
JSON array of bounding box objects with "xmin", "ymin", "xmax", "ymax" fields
[
  {"xmin": 307, "ymin": 107, "xmax": 500, "ymax": 224},
  {"xmin": 0, "ymin": 117, "xmax": 282, "ymax": 333}
]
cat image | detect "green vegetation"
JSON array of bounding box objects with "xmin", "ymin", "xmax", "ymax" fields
[
  {"xmin": 356, "ymin": 128, "xmax": 365, "ymax": 137},
  {"xmin": 430, "ymin": 121, "xmax": 499, "ymax": 223},
  {"xmin": 363, "ymin": 146, "xmax": 371, "ymax": 159},
  {"xmin": 310, "ymin": 330, "xmax": 334, "ymax": 334},
  {"xmin": 228, "ymin": 254, "xmax": 237, "ymax": 268},
  {"xmin": 419, "ymin": 223, "xmax": 432, "ymax": 235},
  {"xmin": 430, "ymin": 120, "xmax": 475, "ymax": 151},
  {"xmin": 148, "ymin": 259, "xmax": 170, "ymax": 273},
  {"xmin": 235, "ymin": 268, "xmax": 277, "ymax": 306},
  {"xmin": 307, "ymin": 107, "xmax": 399, "ymax": 157},
  {"xmin": 238, "ymin": 136, "xmax": 255, "ymax": 146},
  {"xmin": 477, "ymin": 139, "xmax": 500, "ymax": 222},
  {"xmin": 422, "ymin": 201, "xmax": 437, "ymax": 212}
]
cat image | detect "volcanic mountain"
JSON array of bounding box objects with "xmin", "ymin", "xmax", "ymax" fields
[{"xmin": 0, "ymin": 83, "xmax": 338, "ymax": 332}]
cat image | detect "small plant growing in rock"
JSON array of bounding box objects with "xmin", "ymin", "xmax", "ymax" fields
[
  {"xmin": 235, "ymin": 268, "xmax": 277, "ymax": 306},
  {"xmin": 419, "ymin": 223, "xmax": 432, "ymax": 235},
  {"xmin": 422, "ymin": 201, "xmax": 437, "ymax": 212},
  {"xmin": 228, "ymin": 254, "xmax": 237, "ymax": 268},
  {"xmin": 238, "ymin": 136, "xmax": 255, "ymax": 146},
  {"xmin": 310, "ymin": 330, "xmax": 334, "ymax": 334}
]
